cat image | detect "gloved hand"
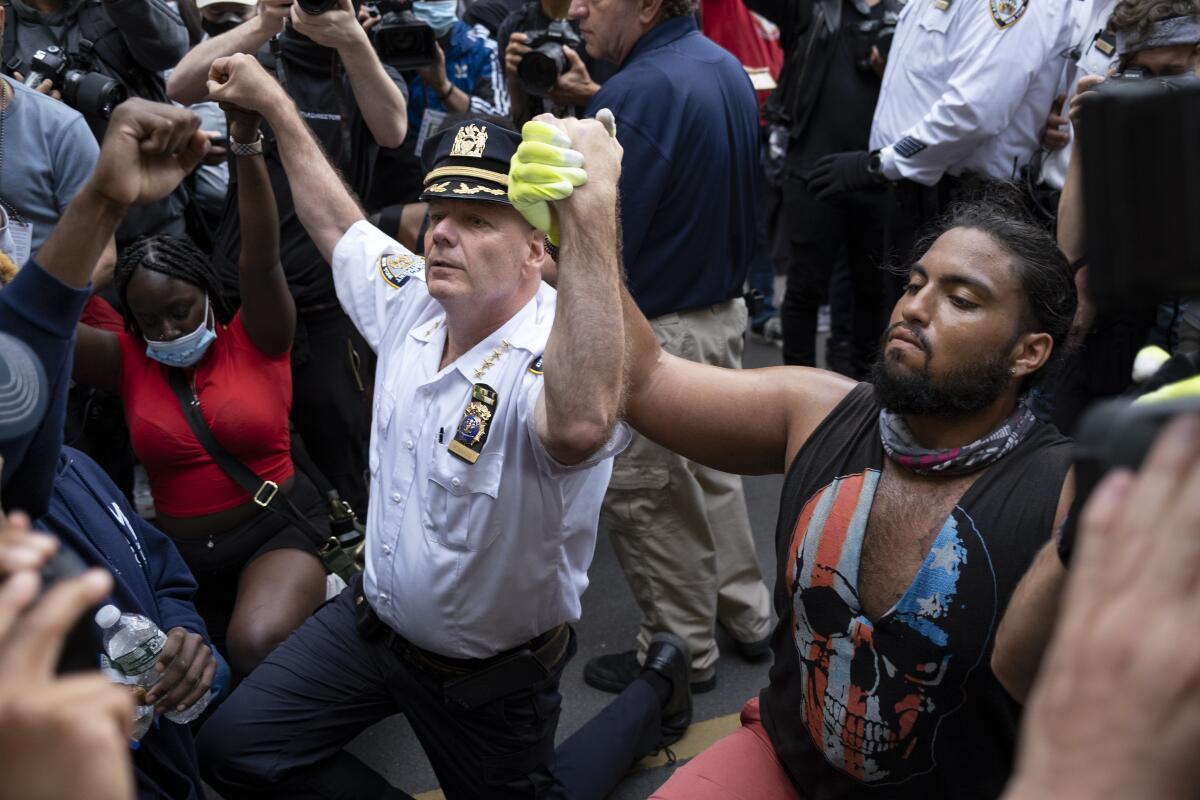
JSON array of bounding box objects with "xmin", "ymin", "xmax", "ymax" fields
[
  {"xmin": 508, "ymin": 110, "xmax": 618, "ymax": 245},
  {"xmin": 803, "ymin": 150, "xmax": 877, "ymax": 201},
  {"xmin": 509, "ymin": 121, "xmax": 587, "ymax": 246}
]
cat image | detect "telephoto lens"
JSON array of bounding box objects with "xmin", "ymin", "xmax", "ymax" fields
[{"xmin": 62, "ymin": 70, "xmax": 127, "ymax": 120}]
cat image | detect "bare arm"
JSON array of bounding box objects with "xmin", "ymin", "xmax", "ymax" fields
[
  {"xmin": 166, "ymin": 9, "xmax": 283, "ymax": 105},
  {"xmin": 1058, "ymin": 75, "xmax": 1105, "ymax": 347},
  {"xmin": 532, "ymin": 119, "xmax": 624, "ymax": 465},
  {"xmin": 207, "ymin": 54, "xmax": 365, "ymax": 264},
  {"xmin": 72, "ymin": 325, "xmax": 122, "ymax": 393},
  {"xmin": 229, "ymin": 111, "xmax": 295, "ymax": 356},
  {"xmin": 991, "ymin": 471, "xmax": 1075, "ymax": 703},
  {"xmin": 622, "ymin": 286, "xmax": 855, "ymax": 476}
]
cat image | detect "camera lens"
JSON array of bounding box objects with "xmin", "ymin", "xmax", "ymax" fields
[
  {"xmin": 518, "ymin": 45, "xmax": 565, "ymax": 97},
  {"xmin": 62, "ymin": 70, "xmax": 128, "ymax": 120}
]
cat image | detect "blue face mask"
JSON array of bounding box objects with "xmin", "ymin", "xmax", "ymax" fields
[
  {"xmin": 413, "ymin": 0, "xmax": 457, "ymax": 37},
  {"xmin": 144, "ymin": 296, "xmax": 218, "ymax": 368}
]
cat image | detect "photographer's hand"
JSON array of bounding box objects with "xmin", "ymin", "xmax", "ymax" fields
[
  {"xmin": 1005, "ymin": 415, "xmax": 1200, "ymax": 800},
  {"xmin": 291, "ymin": 0, "xmax": 367, "ymax": 50},
  {"xmin": 505, "ymin": 32, "xmax": 531, "ymax": 78},
  {"xmin": 11, "ymin": 73, "xmax": 62, "ymax": 102},
  {"xmin": 1068, "ymin": 73, "xmax": 1107, "ymax": 131},
  {"xmin": 547, "ymin": 46, "xmax": 599, "ymax": 107}
]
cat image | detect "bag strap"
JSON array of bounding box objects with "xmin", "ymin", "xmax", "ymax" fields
[{"xmin": 165, "ymin": 367, "xmax": 333, "ymax": 552}]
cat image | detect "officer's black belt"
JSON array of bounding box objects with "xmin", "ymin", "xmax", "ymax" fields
[{"xmin": 380, "ymin": 613, "xmax": 570, "ymax": 680}]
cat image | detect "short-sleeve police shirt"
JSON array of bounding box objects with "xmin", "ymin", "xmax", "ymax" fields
[{"xmin": 332, "ymin": 221, "xmax": 629, "ymax": 658}]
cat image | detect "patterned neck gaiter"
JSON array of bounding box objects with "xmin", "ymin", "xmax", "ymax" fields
[{"xmin": 879, "ymin": 401, "xmax": 1037, "ymax": 475}]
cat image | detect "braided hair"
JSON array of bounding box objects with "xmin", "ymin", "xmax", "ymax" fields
[{"xmin": 113, "ymin": 235, "xmax": 234, "ymax": 338}]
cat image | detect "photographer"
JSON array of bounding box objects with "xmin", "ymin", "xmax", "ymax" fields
[
  {"xmin": 168, "ymin": 0, "xmax": 407, "ymax": 518},
  {"xmin": 747, "ymin": 0, "xmax": 898, "ymax": 377},
  {"xmin": 500, "ymin": 0, "xmax": 613, "ymax": 127},
  {"xmin": 1, "ymin": 0, "xmax": 191, "ymax": 242}
]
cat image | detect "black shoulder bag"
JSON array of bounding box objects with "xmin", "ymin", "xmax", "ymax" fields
[{"xmin": 166, "ymin": 368, "xmax": 361, "ymax": 583}]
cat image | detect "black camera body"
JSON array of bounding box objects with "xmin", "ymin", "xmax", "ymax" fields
[
  {"xmin": 365, "ymin": 0, "xmax": 437, "ymax": 71},
  {"xmin": 1078, "ymin": 70, "xmax": 1200, "ymax": 310},
  {"xmin": 23, "ymin": 45, "xmax": 126, "ymax": 121},
  {"xmin": 295, "ymin": 0, "xmax": 340, "ymax": 15},
  {"xmin": 517, "ymin": 20, "xmax": 582, "ymax": 97}
]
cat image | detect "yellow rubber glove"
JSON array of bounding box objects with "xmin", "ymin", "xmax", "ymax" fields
[
  {"xmin": 509, "ymin": 121, "xmax": 586, "ymax": 246},
  {"xmin": 508, "ymin": 110, "xmax": 618, "ymax": 246}
]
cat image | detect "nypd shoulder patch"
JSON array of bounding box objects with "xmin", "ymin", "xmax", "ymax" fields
[
  {"xmin": 378, "ymin": 252, "xmax": 425, "ymax": 289},
  {"xmin": 989, "ymin": 0, "xmax": 1027, "ymax": 29}
]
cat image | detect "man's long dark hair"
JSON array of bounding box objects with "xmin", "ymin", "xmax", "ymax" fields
[{"xmin": 905, "ymin": 196, "xmax": 1078, "ymax": 391}]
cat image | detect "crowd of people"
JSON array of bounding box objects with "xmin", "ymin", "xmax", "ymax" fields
[{"xmin": 0, "ymin": 0, "xmax": 1199, "ymax": 795}]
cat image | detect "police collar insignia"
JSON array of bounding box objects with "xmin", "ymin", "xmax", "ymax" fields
[
  {"xmin": 528, "ymin": 354, "xmax": 544, "ymax": 375},
  {"xmin": 378, "ymin": 252, "xmax": 424, "ymax": 289},
  {"xmin": 989, "ymin": 0, "xmax": 1027, "ymax": 29},
  {"xmin": 449, "ymin": 384, "xmax": 498, "ymax": 464}
]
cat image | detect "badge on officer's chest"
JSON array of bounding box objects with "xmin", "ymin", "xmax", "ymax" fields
[{"xmin": 449, "ymin": 384, "xmax": 499, "ymax": 464}]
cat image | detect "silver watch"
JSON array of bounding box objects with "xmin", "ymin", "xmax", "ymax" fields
[{"xmin": 229, "ymin": 132, "xmax": 265, "ymax": 157}]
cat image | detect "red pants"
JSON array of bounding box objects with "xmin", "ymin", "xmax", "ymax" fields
[{"xmin": 650, "ymin": 698, "xmax": 801, "ymax": 800}]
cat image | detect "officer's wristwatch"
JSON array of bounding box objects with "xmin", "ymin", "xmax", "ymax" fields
[
  {"xmin": 230, "ymin": 132, "xmax": 265, "ymax": 157},
  {"xmin": 866, "ymin": 149, "xmax": 885, "ymax": 183}
]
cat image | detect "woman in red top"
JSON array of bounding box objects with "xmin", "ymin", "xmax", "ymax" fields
[{"xmin": 73, "ymin": 107, "xmax": 327, "ymax": 676}]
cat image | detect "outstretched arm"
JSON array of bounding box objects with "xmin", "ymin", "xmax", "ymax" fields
[
  {"xmin": 531, "ymin": 117, "xmax": 625, "ymax": 465},
  {"xmin": 228, "ymin": 107, "xmax": 294, "ymax": 356},
  {"xmin": 621, "ymin": 288, "xmax": 854, "ymax": 475},
  {"xmin": 207, "ymin": 54, "xmax": 365, "ymax": 264},
  {"xmin": 166, "ymin": 0, "xmax": 290, "ymax": 105}
]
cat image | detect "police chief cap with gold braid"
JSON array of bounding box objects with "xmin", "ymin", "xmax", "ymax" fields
[{"xmin": 420, "ymin": 119, "xmax": 520, "ymax": 207}]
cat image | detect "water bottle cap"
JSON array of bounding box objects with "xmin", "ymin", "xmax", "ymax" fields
[{"xmin": 94, "ymin": 604, "xmax": 120, "ymax": 629}]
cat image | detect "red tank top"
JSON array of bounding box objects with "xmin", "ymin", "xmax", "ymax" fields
[{"xmin": 117, "ymin": 311, "xmax": 294, "ymax": 517}]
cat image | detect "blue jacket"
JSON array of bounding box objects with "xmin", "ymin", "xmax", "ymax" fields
[
  {"xmin": 39, "ymin": 447, "xmax": 215, "ymax": 800},
  {"xmin": 406, "ymin": 21, "xmax": 509, "ymax": 133},
  {"xmin": 0, "ymin": 259, "xmax": 90, "ymax": 518},
  {"xmin": 586, "ymin": 16, "xmax": 762, "ymax": 319}
]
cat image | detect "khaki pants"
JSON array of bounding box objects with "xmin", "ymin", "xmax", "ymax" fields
[{"xmin": 601, "ymin": 298, "xmax": 772, "ymax": 679}]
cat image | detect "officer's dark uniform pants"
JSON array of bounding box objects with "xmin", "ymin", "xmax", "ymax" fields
[
  {"xmin": 197, "ymin": 581, "xmax": 664, "ymax": 799},
  {"xmin": 290, "ymin": 306, "xmax": 375, "ymax": 517}
]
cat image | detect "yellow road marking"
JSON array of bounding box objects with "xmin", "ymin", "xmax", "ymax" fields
[{"xmin": 411, "ymin": 710, "xmax": 743, "ymax": 797}]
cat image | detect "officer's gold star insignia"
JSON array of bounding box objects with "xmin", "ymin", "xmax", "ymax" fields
[
  {"xmin": 378, "ymin": 252, "xmax": 425, "ymax": 289},
  {"xmin": 989, "ymin": 0, "xmax": 1027, "ymax": 28}
]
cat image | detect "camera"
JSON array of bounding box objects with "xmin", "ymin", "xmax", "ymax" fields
[
  {"xmin": 23, "ymin": 46, "xmax": 126, "ymax": 122},
  {"xmin": 517, "ymin": 20, "xmax": 583, "ymax": 97},
  {"xmin": 1077, "ymin": 70, "xmax": 1200, "ymax": 309},
  {"xmin": 365, "ymin": 0, "xmax": 437, "ymax": 70},
  {"xmin": 295, "ymin": 0, "xmax": 340, "ymax": 15},
  {"xmin": 853, "ymin": 12, "xmax": 898, "ymax": 72}
]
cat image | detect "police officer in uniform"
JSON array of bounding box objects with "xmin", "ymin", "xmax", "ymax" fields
[
  {"xmin": 805, "ymin": 0, "xmax": 1073, "ymax": 288},
  {"xmin": 196, "ymin": 53, "xmax": 692, "ymax": 800}
]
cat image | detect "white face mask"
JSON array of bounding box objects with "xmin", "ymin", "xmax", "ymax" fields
[
  {"xmin": 144, "ymin": 295, "xmax": 218, "ymax": 368},
  {"xmin": 413, "ymin": 0, "xmax": 457, "ymax": 37}
]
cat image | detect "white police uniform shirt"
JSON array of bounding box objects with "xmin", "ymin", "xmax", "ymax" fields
[
  {"xmin": 1039, "ymin": 0, "xmax": 1120, "ymax": 189},
  {"xmin": 332, "ymin": 220, "xmax": 629, "ymax": 659},
  {"xmin": 869, "ymin": 0, "xmax": 1072, "ymax": 185}
]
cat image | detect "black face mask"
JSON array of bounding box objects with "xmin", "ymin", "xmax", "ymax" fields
[{"xmin": 201, "ymin": 15, "xmax": 245, "ymax": 37}]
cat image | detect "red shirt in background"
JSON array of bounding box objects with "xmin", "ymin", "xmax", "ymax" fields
[{"xmin": 699, "ymin": 0, "xmax": 784, "ymax": 117}]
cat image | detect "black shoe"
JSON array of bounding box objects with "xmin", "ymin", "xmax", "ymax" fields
[
  {"xmin": 642, "ymin": 632, "xmax": 693, "ymax": 746},
  {"xmin": 732, "ymin": 634, "xmax": 772, "ymax": 661},
  {"xmin": 584, "ymin": 650, "xmax": 718, "ymax": 695}
]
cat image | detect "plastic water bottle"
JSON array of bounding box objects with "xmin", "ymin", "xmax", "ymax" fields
[{"xmin": 94, "ymin": 605, "xmax": 210, "ymax": 724}]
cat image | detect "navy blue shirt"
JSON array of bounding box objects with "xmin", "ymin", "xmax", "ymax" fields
[{"xmin": 586, "ymin": 16, "xmax": 761, "ymax": 319}]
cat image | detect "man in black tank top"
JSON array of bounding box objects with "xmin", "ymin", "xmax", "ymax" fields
[{"xmin": 618, "ymin": 201, "xmax": 1079, "ymax": 799}]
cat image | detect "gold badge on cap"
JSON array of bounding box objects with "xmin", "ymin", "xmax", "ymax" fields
[
  {"xmin": 449, "ymin": 384, "xmax": 498, "ymax": 464},
  {"xmin": 450, "ymin": 124, "xmax": 489, "ymax": 158}
]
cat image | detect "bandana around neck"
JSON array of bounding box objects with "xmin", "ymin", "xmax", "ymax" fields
[{"xmin": 879, "ymin": 401, "xmax": 1037, "ymax": 475}]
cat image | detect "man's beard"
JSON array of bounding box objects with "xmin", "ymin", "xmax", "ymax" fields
[{"xmin": 870, "ymin": 325, "xmax": 1014, "ymax": 417}]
